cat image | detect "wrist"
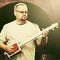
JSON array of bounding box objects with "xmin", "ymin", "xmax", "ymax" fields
[
  {"xmin": 1, "ymin": 44, "xmax": 7, "ymax": 51},
  {"xmin": 36, "ymin": 38, "xmax": 41, "ymax": 46}
]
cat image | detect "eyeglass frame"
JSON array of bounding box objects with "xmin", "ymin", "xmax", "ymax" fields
[{"xmin": 15, "ymin": 10, "xmax": 29, "ymax": 14}]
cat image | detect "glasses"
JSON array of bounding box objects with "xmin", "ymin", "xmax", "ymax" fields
[{"xmin": 16, "ymin": 10, "xmax": 28, "ymax": 14}]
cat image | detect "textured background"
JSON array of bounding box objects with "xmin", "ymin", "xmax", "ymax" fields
[{"xmin": 0, "ymin": 0, "xmax": 60, "ymax": 60}]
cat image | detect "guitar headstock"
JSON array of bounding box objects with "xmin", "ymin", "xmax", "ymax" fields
[
  {"xmin": 51, "ymin": 22, "xmax": 59, "ymax": 30},
  {"xmin": 45, "ymin": 22, "xmax": 59, "ymax": 31}
]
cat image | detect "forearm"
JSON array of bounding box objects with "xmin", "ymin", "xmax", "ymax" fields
[
  {"xmin": 0, "ymin": 41, "xmax": 7, "ymax": 50},
  {"xmin": 36, "ymin": 36, "xmax": 48, "ymax": 46}
]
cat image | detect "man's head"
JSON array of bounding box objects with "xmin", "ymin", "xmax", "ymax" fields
[{"xmin": 14, "ymin": 3, "xmax": 28, "ymax": 24}]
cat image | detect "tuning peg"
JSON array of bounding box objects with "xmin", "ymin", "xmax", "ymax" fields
[
  {"xmin": 56, "ymin": 26, "xmax": 59, "ymax": 28},
  {"xmin": 52, "ymin": 28, "xmax": 55, "ymax": 30}
]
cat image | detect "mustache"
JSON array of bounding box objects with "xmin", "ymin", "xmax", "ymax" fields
[
  {"xmin": 20, "ymin": 19, "xmax": 26, "ymax": 21},
  {"xmin": 21, "ymin": 17, "xmax": 27, "ymax": 21}
]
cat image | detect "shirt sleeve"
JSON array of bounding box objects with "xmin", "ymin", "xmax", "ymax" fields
[
  {"xmin": 35, "ymin": 24, "xmax": 41, "ymax": 33},
  {"xmin": 34, "ymin": 24, "xmax": 42, "ymax": 38},
  {"xmin": 0, "ymin": 25, "xmax": 7, "ymax": 42}
]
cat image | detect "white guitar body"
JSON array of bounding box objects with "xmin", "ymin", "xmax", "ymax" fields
[{"xmin": 4, "ymin": 22, "xmax": 59, "ymax": 58}]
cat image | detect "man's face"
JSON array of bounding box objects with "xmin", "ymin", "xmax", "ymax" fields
[{"xmin": 14, "ymin": 5, "xmax": 28, "ymax": 22}]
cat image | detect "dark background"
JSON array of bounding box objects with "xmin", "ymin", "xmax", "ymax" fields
[{"xmin": 0, "ymin": 2, "xmax": 60, "ymax": 60}]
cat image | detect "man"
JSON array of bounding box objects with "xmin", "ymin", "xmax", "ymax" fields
[{"xmin": 0, "ymin": 3, "xmax": 48, "ymax": 60}]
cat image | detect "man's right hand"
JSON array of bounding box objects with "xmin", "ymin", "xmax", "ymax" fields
[
  {"xmin": 4, "ymin": 45, "xmax": 14, "ymax": 54},
  {"xmin": 0, "ymin": 41, "xmax": 21, "ymax": 54}
]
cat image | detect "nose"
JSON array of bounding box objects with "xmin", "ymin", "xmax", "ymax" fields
[{"xmin": 23, "ymin": 12, "xmax": 28, "ymax": 16}]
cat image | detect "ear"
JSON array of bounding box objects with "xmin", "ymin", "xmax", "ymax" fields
[{"xmin": 14, "ymin": 11, "xmax": 16, "ymax": 16}]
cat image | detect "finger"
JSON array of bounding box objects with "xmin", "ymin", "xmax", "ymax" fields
[
  {"xmin": 9, "ymin": 49, "xmax": 14, "ymax": 53},
  {"xmin": 42, "ymin": 28, "xmax": 44, "ymax": 30},
  {"xmin": 10, "ymin": 45, "xmax": 14, "ymax": 49}
]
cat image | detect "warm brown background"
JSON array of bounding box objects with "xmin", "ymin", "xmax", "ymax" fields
[
  {"xmin": 0, "ymin": 0, "xmax": 60, "ymax": 60},
  {"xmin": 0, "ymin": 0, "xmax": 60, "ymax": 22}
]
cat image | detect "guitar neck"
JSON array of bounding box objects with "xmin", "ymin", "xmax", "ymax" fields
[{"xmin": 19, "ymin": 22, "xmax": 58, "ymax": 47}]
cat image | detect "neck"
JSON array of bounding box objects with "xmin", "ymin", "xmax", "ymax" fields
[{"xmin": 16, "ymin": 19, "xmax": 26, "ymax": 25}]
